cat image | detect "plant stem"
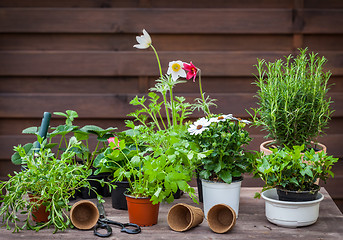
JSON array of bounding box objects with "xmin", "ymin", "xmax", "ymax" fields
[
  {"xmin": 198, "ymin": 69, "xmax": 210, "ymax": 115},
  {"xmin": 169, "ymin": 83, "xmax": 177, "ymax": 126},
  {"xmin": 151, "ymin": 44, "xmax": 171, "ymax": 128}
]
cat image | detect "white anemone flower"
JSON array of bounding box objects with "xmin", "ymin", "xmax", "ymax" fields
[
  {"xmin": 188, "ymin": 117, "xmax": 211, "ymax": 135},
  {"xmin": 133, "ymin": 29, "xmax": 152, "ymax": 49},
  {"xmin": 167, "ymin": 60, "xmax": 187, "ymax": 81},
  {"xmin": 210, "ymin": 114, "xmax": 235, "ymax": 123}
]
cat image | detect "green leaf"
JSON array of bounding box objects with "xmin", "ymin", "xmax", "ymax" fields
[
  {"xmin": 130, "ymin": 155, "xmax": 141, "ymax": 167},
  {"xmin": 22, "ymin": 127, "xmax": 38, "ymax": 134},
  {"xmin": 219, "ymin": 171, "xmax": 232, "ymax": 184}
]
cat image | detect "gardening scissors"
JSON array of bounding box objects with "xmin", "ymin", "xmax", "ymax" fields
[{"xmin": 94, "ymin": 201, "xmax": 141, "ymax": 237}]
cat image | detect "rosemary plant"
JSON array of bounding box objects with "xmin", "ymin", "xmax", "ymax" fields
[{"xmin": 250, "ymin": 48, "xmax": 334, "ymax": 149}]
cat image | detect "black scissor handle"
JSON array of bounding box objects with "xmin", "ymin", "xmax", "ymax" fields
[
  {"xmin": 94, "ymin": 221, "xmax": 112, "ymax": 238},
  {"xmin": 121, "ymin": 223, "xmax": 141, "ymax": 234}
]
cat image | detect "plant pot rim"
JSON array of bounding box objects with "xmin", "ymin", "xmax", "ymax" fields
[
  {"xmin": 124, "ymin": 191, "xmax": 152, "ymax": 200},
  {"xmin": 276, "ymin": 184, "xmax": 320, "ymax": 194},
  {"xmin": 260, "ymin": 140, "xmax": 327, "ymax": 154},
  {"xmin": 200, "ymin": 176, "xmax": 243, "ymax": 184},
  {"xmin": 261, "ymin": 188, "xmax": 324, "ymax": 204}
]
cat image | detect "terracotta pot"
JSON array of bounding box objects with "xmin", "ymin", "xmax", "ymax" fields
[
  {"xmin": 260, "ymin": 140, "xmax": 327, "ymax": 156},
  {"xmin": 70, "ymin": 200, "xmax": 99, "ymax": 230},
  {"xmin": 125, "ymin": 193, "xmax": 160, "ymax": 227},
  {"xmin": 28, "ymin": 194, "xmax": 50, "ymax": 223}
]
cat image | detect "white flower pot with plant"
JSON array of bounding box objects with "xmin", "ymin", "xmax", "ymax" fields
[
  {"xmin": 250, "ymin": 48, "xmax": 333, "ymax": 153},
  {"xmin": 252, "ymin": 145, "xmax": 338, "ymax": 227},
  {"xmin": 201, "ymin": 178, "xmax": 242, "ymax": 219},
  {"xmin": 188, "ymin": 114, "xmax": 255, "ymax": 218}
]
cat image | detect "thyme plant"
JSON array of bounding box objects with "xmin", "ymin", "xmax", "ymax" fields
[
  {"xmin": 250, "ymin": 48, "xmax": 334, "ymax": 149},
  {"xmin": 0, "ymin": 137, "xmax": 97, "ymax": 233}
]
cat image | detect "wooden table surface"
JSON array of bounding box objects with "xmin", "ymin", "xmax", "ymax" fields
[{"xmin": 1, "ymin": 187, "xmax": 342, "ymax": 240}]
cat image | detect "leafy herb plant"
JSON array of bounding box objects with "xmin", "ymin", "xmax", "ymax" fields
[
  {"xmin": 97, "ymin": 121, "xmax": 206, "ymax": 204},
  {"xmin": 252, "ymin": 145, "xmax": 338, "ymax": 198},
  {"xmin": 250, "ymin": 48, "xmax": 334, "ymax": 149},
  {"xmin": 0, "ymin": 137, "xmax": 97, "ymax": 233}
]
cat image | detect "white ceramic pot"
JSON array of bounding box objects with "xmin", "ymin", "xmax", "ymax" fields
[
  {"xmin": 201, "ymin": 178, "xmax": 242, "ymax": 219},
  {"xmin": 261, "ymin": 188, "xmax": 324, "ymax": 228}
]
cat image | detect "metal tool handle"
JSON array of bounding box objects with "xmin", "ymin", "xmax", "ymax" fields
[{"xmin": 94, "ymin": 221, "xmax": 112, "ymax": 238}]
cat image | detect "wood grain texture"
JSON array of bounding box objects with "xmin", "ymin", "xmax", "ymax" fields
[
  {"xmin": 1, "ymin": 51, "xmax": 343, "ymax": 76},
  {"xmin": 0, "ymin": 8, "xmax": 293, "ymax": 34},
  {"xmin": 0, "ymin": 188, "xmax": 341, "ymax": 239},
  {"xmin": 0, "ymin": 0, "xmax": 294, "ymax": 8}
]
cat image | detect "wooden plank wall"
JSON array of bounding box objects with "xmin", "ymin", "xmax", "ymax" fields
[{"xmin": 0, "ymin": 0, "xmax": 342, "ymax": 211}]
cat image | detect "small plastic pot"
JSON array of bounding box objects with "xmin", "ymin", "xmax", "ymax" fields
[
  {"xmin": 125, "ymin": 193, "xmax": 160, "ymax": 227},
  {"xmin": 111, "ymin": 181, "xmax": 130, "ymax": 210},
  {"xmin": 276, "ymin": 185, "xmax": 320, "ymax": 202},
  {"xmin": 28, "ymin": 193, "xmax": 50, "ymax": 223}
]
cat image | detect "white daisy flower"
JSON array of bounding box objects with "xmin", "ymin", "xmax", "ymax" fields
[
  {"xmin": 133, "ymin": 29, "xmax": 152, "ymax": 49},
  {"xmin": 188, "ymin": 117, "xmax": 211, "ymax": 135},
  {"xmin": 167, "ymin": 60, "xmax": 187, "ymax": 81},
  {"xmin": 238, "ymin": 118, "xmax": 251, "ymax": 124},
  {"xmin": 210, "ymin": 114, "xmax": 234, "ymax": 123}
]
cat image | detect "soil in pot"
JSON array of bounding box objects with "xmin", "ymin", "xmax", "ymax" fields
[
  {"xmin": 277, "ymin": 185, "xmax": 320, "ymax": 202},
  {"xmin": 125, "ymin": 193, "xmax": 160, "ymax": 227}
]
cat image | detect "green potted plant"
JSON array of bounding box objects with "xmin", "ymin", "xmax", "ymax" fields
[
  {"xmin": 106, "ymin": 122, "xmax": 204, "ymax": 226},
  {"xmin": 0, "ymin": 136, "xmax": 97, "ymax": 233},
  {"xmin": 187, "ymin": 114, "xmax": 254, "ymax": 218},
  {"xmin": 11, "ymin": 110, "xmax": 116, "ymax": 199},
  {"xmin": 94, "ymin": 29, "xmax": 213, "ymax": 222},
  {"xmin": 250, "ymin": 48, "xmax": 334, "ymax": 153},
  {"xmin": 93, "ymin": 130, "xmax": 138, "ymax": 210},
  {"xmin": 252, "ymin": 145, "xmax": 338, "ymax": 227}
]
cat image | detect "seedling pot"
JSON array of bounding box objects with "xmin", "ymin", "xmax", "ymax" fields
[
  {"xmin": 111, "ymin": 180, "xmax": 130, "ymax": 210},
  {"xmin": 125, "ymin": 193, "xmax": 160, "ymax": 227},
  {"xmin": 261, "ymin": 188, "xmax": 324, "ymax": 228},
  {"xmin": 167, "ymin": 203, "xmax": 204, "ymax": 232},
  {"xmin": 201, "ymin": 178, "xmax": 242, "ymax": 218},
  {"xmin": 207, "ymin": 204, "xmax": 236, "ymax": 234},
  {"xmin": 70, "ymin": 200, "xmax": 99, "ymax": 230}
]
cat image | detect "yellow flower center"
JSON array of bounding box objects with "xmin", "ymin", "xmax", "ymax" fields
[
  {"xmin": 218, "ymin": 116, "xmax": 224, "ymax": 120},
  {"xmin": 172, "ymin": 63, "xmax": 181, "ymax": 72},
  {"xmin": 196, "ymin": 125, "xmax": 203, "ymax": 130}
]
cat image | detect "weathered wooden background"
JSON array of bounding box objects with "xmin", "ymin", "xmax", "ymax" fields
[{"xmin": 0, "ymin": 0, "xmax": 342, "ymax": 211}]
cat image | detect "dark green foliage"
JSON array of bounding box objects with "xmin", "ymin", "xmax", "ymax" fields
[{"xmin": 252, "ymin": 145, "xmax": 338, "ymax": 198}]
